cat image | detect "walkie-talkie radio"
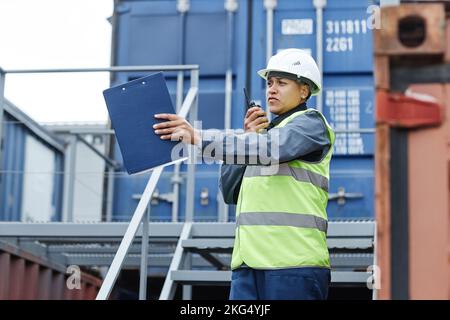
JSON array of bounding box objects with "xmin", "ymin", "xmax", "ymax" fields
[
  {"xmin": 243, "ymin": 88, "xmax": 268, "ymax": 133},
  {"xmin": 243, "ymin": 87, "xmax": 256, "ymax": 112}
]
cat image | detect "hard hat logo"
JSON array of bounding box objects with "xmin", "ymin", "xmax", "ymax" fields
[{"xmin": 257, "ymin": 48, "xmax": 322, "ymax": 96}]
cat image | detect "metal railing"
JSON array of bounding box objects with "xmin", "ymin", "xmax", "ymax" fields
[{"xmin": 0, "ymin": 65, "xmax": 199, "ymax": 300}]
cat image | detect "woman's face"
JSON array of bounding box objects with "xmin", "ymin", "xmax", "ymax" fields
[{"xmin": 266, "ymin": 77, "xmax": 309, "ymax": 115}]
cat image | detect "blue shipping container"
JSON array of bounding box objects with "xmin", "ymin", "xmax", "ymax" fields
[
  {"xmin": 110, "ymin": 0, "xmax": 377, "ymax": 221},
  {"xmin": 0, "ymin": 100, "xmax": 64, "ymax": 222}
]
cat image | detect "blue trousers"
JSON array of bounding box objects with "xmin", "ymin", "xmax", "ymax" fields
[{"xmin": 229, "ymin": 267, "xmax": 330, "ymax": 300}]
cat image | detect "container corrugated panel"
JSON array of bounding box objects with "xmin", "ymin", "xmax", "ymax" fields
[
  {"xmin": 111, "ymin": 0, "xmax": 376, "ymax": 221},
  {"xmin": 0, "ymin": 241, "xmax": 101, "ymax": 300},
  {"xmin": 0, "ymin": 105, "xmax": 64, "ymax": 222}
]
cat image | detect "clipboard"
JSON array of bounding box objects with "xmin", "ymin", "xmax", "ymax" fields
[{"xmin": 103, "ymin": 72, "xmax": 187, "ymax": 175}]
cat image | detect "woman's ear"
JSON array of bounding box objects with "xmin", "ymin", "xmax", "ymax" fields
[{"xmin": 299, "ymin": 83, "xmax": 310, "ymax": 100}]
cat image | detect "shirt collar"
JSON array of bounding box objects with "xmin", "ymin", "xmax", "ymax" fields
[{"xmin": 267, "ymin": 102, "xmax": 307, "ymax": 131}]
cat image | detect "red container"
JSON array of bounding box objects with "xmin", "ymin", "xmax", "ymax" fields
[
  {"xmin": 0, "ymin": 241, "xmax": 102, "ymax": 300},
  {"xmin": 375, "ymin": 83, "xmax": 450, "ymax": 299}
]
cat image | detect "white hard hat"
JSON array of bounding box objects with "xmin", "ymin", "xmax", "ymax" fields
[{"xmin": 257, "ymin": 48, "xmax": 322, "ymax": 95}]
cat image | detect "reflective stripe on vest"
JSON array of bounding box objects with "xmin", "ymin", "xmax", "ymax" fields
[
  {"xmin": 244, "ymin": 163, "xmax": 329, "ymax": 192},
  {"xmin": 231, "ymin": 108, "xmax": 335, "ymax": 270},
  {"xmin": 237, "ymin": 212, "xmax": 328, "ymax": 233}
]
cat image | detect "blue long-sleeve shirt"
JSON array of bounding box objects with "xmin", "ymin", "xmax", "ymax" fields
[{"xmin": 200, "ymin": 103, "xmax": 332, "ymax": 204}]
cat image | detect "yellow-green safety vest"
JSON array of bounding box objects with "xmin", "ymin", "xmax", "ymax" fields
[{"xmin": 231, "ymin": 108, "xmax": 335, "ymax": 270}]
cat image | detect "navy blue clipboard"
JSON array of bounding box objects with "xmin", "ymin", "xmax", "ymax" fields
[{"xmin": 103, "ymin": 72, "xmax": 186, "ymax": 175}]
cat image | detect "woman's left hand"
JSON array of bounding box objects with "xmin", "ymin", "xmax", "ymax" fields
[{"xmin": 153, "ymin": 113, "xmax": 201, "ymax": 145}]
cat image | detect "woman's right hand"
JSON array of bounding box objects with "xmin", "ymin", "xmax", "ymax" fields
[{"xmin": 244, "ymin": 106, "xmax": 269, "ymax": 133}]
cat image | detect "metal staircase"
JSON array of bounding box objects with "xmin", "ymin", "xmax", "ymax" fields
[
  {"xmin": 160, "ymin": 219, "xmax": 377, "ymax": 299},
  {"xmin": 0, "ymin": 219, "xmax": 376, "ymax": 299}
]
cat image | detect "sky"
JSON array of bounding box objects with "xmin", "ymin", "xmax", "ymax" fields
[{"xmin": 0, "ymin": 0, "xmax": 113, "ymax": 124}]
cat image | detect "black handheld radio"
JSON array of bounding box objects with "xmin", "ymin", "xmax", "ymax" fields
[
  {"xmin": 243, "ymin": 88, "xmax": 256, "ymax": 112},
  {"xmin": 243, "ymin": 88, "xmax": 269, "ymax": 133}
]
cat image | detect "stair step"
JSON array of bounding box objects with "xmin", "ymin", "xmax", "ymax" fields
[
  {"xmin": 171, "ymin": 270, "xmax": 231, "ymax": 285},
  {"xmin": 171, "ymin": 270, "xmax": 372, "ymax": 285},
  {"xmin": 331, "ymin": 271, "xmax": 372, "ymax": 284},
  {"xmin": 327, "ymin": 238, "xmax": 373, "ymax": 249},
  {"xmin": 181, "ymin": 238, "xmax": 373, "ymax": 251},
  {"xmin": 181, "ymin": 239, "xmax": 234, "ymax": 251}
]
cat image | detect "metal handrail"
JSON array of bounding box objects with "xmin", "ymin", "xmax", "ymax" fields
[
  {"xmin": 0, "ymin": 65, "xmax": 200, "ymax": 300},
  {"xmin": 2, "ymin": 65, "xmax": 199, "ymax": 74},
  {"xmin": 95, "ymin": 81, "xmax": 199, "ymax": 300},
  {"xmin": 0, "ymin": 65, "xmax": 199, "ymax": 171}
]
